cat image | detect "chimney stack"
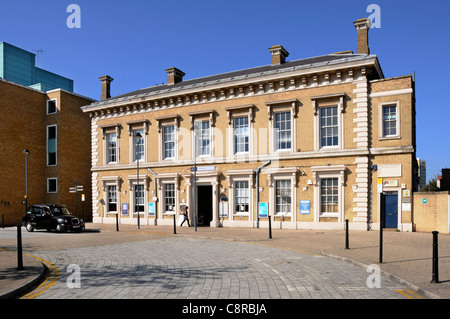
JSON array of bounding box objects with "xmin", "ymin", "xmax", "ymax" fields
[
  {"xmin": 99, "ymin": 75, "xmax": 113, "ymax": 100},
  {"xmin": 269, "ymin": 45, "xmax": 289, "ymax": 65},
  {"xmin": 165, "ymin": 67, "xmax": 185, "ymax": 85},
  {"xmin": 353, "ymin": 18, "xmax": 372, "ymax": 55}
]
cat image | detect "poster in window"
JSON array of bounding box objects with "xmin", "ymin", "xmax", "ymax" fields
[{"xmin": 122, "ymin": 203, "xmax": 128, "ymax": 215}]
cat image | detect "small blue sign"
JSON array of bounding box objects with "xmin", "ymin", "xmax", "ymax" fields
[
  {"xmin": 258, "ymin": 202, "xmax": 268, "ymax": 218},
  {"xmin": 148, "ymin": 203, "xmax": 155, "ymax": 216},
  {"xmin": 300, "ymin": 200, "xmax": 310, "ymax": 214},
  {"xmin": 122, "ymin": 203, "xmax": 128, "ymax": 215}
]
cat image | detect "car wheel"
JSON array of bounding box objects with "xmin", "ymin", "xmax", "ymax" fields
[
  {"xmin": 25, "ymin": 222, "xmax": 34, "ymax": 232},
  {"xmin": 55, "ymin": 224, "xmax": 64, "ymax": 232}
]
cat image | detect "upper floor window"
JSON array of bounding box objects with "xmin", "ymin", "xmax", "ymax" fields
[
  {"xmin": 382, "ymin": 105, "xmax": 397, "ymax": 137},
  {"xmin": 47, "ymin": 125, "xmax": 57, "ymax": 166},
  {"xmin": 163, "ymin": 125, "xmax": 175, "ymax": 159},
  {"xmin": 47, "ymin": 99, "xmax": 57, "ymax": 114},
  {"xmin": 47, "ymin": 178, "xmax": 57, "ymax": 193},
  {"xmin": 274, "ymin": 111, "xmax": 291, "ymax": 151},
  {"xmin": 320, "ymin": 106, "xmax": 338, "ymax": 147},
  {"xmin": 195, "ymin": 120, "xmax": 210, "ymax": 157},
  {"xmin": 234, "ymin": 116, "xmax": 249, "ymax": 154},
  {"xmin": 106, "ymin": 132, "xmax": 117, "ymax": 164},
  {"xmin": 133, "ymin": 129, "xmax": 144, "ymax": 162}
]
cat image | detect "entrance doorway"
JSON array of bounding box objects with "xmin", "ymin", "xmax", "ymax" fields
[
  {"xmin": 382, "ymin": 192, "xmax": 398, "ymax": 228},
  {"xmin": 197, "ymin": 185, "xmax": 213, "ymax": 226}
]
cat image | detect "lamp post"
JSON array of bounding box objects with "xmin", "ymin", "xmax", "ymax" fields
[
  {"xmin": 135, "ymin": 132, "xmax": 142, "ymax": 230},
  {"xmin": 255, "ymin": 160, "xmax": 271, "ymax": 229},
  {"xmin": 193, "ymin": 122, "xmax": 198, "ymax": 232},
  {"xmin": 23, "ymin": 149, "xmax": 30, "ymax": 212}
]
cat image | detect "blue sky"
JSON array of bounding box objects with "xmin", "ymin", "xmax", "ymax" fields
[{"xmin": 1, "ymin": 0, "xmax": 449, "ymax": 181}]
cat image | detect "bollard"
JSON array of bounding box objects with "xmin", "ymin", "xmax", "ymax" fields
[
  {"xmin": 17, "ymin": 224, "xmax": 24, "ymax": 270},
  {"xmin": 173, "ymin": 214, "xmax": 177, "ymax": 234},
  {"xmin": 116, "ymin": 214, "xmax": 119, "ymax": 232},
  {"xmin": 345, "ymin": 219, "xmax": 349, "ymax": 249},
  {"xmin": 431, "ymin": 231, "xmax": 440, "ymax": 283}
]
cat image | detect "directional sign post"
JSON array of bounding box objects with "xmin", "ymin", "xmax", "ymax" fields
[{"xmin": 69, "ymin": 181, "xmax": 83, "ymax": 217}]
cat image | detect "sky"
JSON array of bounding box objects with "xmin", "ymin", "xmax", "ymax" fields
[{"xmin": 0, "ymin": 0, "xmax": 449, "ymax": 181}]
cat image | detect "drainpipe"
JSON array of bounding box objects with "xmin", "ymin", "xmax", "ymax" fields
[{"xmin": 255, "ymin": 160, "xmax": 271, "ymax": 228}]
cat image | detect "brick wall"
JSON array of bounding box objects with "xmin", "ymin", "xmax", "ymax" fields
[{"xmin": 413, "ymin": 191, "xmax": 449, "ymax": 233}]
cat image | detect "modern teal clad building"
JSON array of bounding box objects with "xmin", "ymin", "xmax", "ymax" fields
[{"xmin": 0, "ymin": 42, "xmax": 73, "ymax": 92}]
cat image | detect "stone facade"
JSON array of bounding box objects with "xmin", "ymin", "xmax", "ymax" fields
[{"xmin": 82, "ymin": 18, "xmax": 417, "ymax": 231}]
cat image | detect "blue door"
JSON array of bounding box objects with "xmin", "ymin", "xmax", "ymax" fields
[{"xmin": 383, "ymin": 193, "xmax": 398, "ymax": 228}]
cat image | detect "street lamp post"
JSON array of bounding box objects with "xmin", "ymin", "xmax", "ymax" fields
[
  {"xmin": 135, "ymin": 132, "xmax": 142, "ymax": 230},
  {"xmin": 254, "ymin": 160, "xmax": 271, "ymax": 229},
  {"xmin": 23, "ymin": 149, "xmax": 30, "ymax": 212}
]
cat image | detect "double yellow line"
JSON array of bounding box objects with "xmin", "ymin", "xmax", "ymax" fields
[
  {"xmin": 395, "ymin": 289, "xmax": 423, "ymax": 299},
  {"xmin": 0, "ymin": 247, "xmax": 60, "ymax": 299},
  {"xmin": 20, "ymin": 254, "xmax": 60, "ymax": 299}
]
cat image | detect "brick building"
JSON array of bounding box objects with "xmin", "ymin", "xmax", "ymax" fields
[
  {"xmin": 82, "ymin": 18, "xmax": 417, "ymax": 231},
  {"xmin": 0, "ymin": 43, "xmax": 94, "ymax": 226}
]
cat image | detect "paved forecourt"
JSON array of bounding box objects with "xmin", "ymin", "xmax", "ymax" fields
[{"xmin": 0, "ymin": 225, "xmax": 421, "ymax": 300}]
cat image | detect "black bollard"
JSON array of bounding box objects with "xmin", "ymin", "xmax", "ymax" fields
[
  {"xmin": 17, "ymin": 224, "xmax": 24, "ymax": 270},
  {"xmin": 116, "ymin": 214, "xmax": 119, "ymax": 232},
  {"xmin": 431, "ymin": 231, "xmax": 440, "ymax": 283},
  {"xmin": 173, "ymin": 214, "xmax": 177, "ymax": 234},
  {"xmin": 268, "ymin": 214, "xmax": 272, "ymax": 239},
  {"xmin": 345, "ymin": 219, "xmax": 350, "ymax": 249}
]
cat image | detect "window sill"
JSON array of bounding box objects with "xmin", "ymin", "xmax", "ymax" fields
[
  {"xmin": 320, "ymin": 213, "xmax": 338, "ymax": 218},
  {"xmin": 234, "ymin": 212, "xmax": 249, "ymax": 216},
  {"xmin": 378, "ymin": 136, "xmax": 402, "ymax": 141}
]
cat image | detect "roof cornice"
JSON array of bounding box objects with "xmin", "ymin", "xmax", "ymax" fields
[{"xmin": 82, "ymin": 54, "xmax": 380, "ymax": 114}]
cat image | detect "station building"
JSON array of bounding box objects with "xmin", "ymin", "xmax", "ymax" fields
[
  {"xmin": 82, "ymin": 18, "xmax": 417, "ymax": 231},
  {"xmin": 0, "ymin": 42, "xmax": 94, "ymax": 225}
]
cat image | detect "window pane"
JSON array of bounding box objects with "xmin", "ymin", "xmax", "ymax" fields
[
  {"xmin": 195, "ymin": 120, "xmax": 210, "ymax": 156},
  {"xmin": 47, "ymin": 100, "xmax": 57, "ymax": 114},
  {"xmin": 235, "ymin": 181, "xmax": 249, "ymax": 213},
  {"xmin": 164, "ymin": 183, "xmax": 175, "ymax": 212},
  {"xmin": 134, "ymin": 184, "xmax": 144, "ymax": 212},
  {"xmin": 234, "ymin": 116, "xmax": 249, "ymax": 154},
  {"xmin": 320, "ymin": 178, "xmax": 339, "ymax": 215},
  {"xmin": 107, "ymin": 133, "xmax": 117, "ymax": 163},
  {"xmin": 163, "ymin": 125, "xmax": 175, "ymax": 159},
  {"xmin": 47, "ymin": 126, "xmax": 57, "ymax": 165},
  {"xmin": 134, "ymin": 129, "xmax": 144, "ymax": 161},
  {"xmin": 47, "ymin": 178, "xmax": 57, "ymax": 193},
  {"xmin": 320, "ymin": 106, "xmax": 338, "ymax": 147},
  {"xmin": 108, "ymin": 185, "xmax": 117, "ymax": 212},
  {"xmin": 275, "ymin": 111, "xmax": 291, "ymax": 151},
  {"xmin": 275, "ymin": 180, "xmax": 291, "ymax": 214},
  {"xmin": 383, "ymin": 105, "xmax": 397, "ymax": 136}
]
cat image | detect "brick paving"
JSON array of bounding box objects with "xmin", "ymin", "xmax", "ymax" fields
[{"xmin": 0, "ymin": 224, "xmax": 449, "ymax": 300}]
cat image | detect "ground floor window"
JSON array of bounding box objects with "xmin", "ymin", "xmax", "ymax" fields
[
  {"xmin": 108, "ymin": 185, "xmax": 117, "ymax": 213},
  {"xmin": 164, "ymin": 183, "xmax": 176, "ymax": 213},
  {"xmin": 134, "ymin": 184, "xmax": 145, "ymax": 213},
  {"xmin": 275, "ymin": 179, "xmax": 291, "ymax": 214},
  {"xmin": 320, "ymin": 177, "xmax": 338, "ymax": 216},
  {"xmin": 234, "ymin": 180, "xmax": 249, "ymax": 214}
]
